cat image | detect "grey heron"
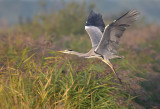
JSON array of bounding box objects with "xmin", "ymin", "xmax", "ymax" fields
[{"xmin": 57, "ymin": 10, "xmax": 139, "ymax": 83}]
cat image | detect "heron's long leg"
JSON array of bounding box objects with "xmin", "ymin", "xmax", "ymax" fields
[{"xmin": 102, "ymin": 59, "xmax": 122, "ymax": 84}]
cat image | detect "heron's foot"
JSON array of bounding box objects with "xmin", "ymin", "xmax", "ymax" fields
[{"xmin": 117, "ymin": 77, "xmax": 123, "ymax": 84}]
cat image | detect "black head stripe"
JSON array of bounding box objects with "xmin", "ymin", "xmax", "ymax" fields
[{"xmin": 67, "ymin": 49, "xmax": 72, "ymax": 51}]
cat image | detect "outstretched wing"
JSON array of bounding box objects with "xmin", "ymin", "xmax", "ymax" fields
[
  {"xmin": 95, "ymin": 10, "xmax": 139, "ymax": 55},
  {"xmin": 85, "ymin": 26, "xmax": 103, "ymax": 48},
  {"xmin": 85, "ymin": 10, "xmax": 105, "ymax": 47}
]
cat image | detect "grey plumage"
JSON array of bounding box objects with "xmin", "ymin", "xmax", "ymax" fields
[
  {"xmin": 85, "ymin": 26, "xmax": 102, "ymax": 47},
  {"xmin": 85, "ymin": 10, "xmax": 105, "ymax": 47},
  {"xmin": 95, "ymin": 10, "xmax": 139, "ymax": 58},
  {"xmin": 57, "ymin": 10, "xmax": 139, "ymax": 83}
]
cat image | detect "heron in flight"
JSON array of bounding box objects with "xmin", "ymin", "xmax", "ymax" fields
[{"xmin": 57, "ymin": 10, "xmax": 139, "ymax": 83}]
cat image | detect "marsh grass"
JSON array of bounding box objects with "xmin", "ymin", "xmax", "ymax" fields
[
  {"xmin": 0, "ymin": 47, "xmax": 132, "ymax": 109},
  {"xmin": 0, "ymin": 24, "xmax": 160, "ymax": 108},
  {"xmin": 0, "ymin": 1, "xmax": 160, "ymax": 108}
]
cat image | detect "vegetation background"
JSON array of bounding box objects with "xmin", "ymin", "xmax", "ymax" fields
[{"xmin": 0, "ymin": 0, "xmax": 160, "ymax": 109}]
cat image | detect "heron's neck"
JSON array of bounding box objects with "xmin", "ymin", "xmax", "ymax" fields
[{"xmin": 69, "ymin": 51, "xmax": 87, "ymax": 57}]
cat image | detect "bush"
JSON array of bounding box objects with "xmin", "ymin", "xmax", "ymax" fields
[{"xmin": 18, "ymin": 1, "xmax": 95, "ymax": 38}]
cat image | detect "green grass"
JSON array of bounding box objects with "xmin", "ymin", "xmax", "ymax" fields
[
  {"xmin": 1, "ymin": 28, "xmax": 160, "ymax": 108},
  {"xmin": 0, "ymin": 48, "xmax": 132, "ymax": 109},
  {"xmin": 0, "ymin": 1, "xmax": 160, "ymax": 108}
]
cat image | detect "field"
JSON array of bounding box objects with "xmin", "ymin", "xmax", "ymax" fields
[{"xmin": 0, "ymin": 2, "xmax": 160, "ymax": 109}]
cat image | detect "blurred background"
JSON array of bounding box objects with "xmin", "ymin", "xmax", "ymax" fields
[
  {"xmin": 0, "ymin": 0, "xmax": 160, "ymax": 26},
  {"xmin": 0, "ymin": 0, "xmax": 160, "ymax": 109}
]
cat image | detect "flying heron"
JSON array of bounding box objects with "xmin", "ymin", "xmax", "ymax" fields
[{"xmin": 57, "ymin": 10, "xmax": 139, "ymax": 83}]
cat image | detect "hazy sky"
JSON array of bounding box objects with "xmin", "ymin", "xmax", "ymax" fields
[{"xmin": 0, "ymin": 0, "xmax": 160, "ymax": 26}]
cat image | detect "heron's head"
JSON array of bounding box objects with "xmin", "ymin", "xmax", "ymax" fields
[{"xmin": 56, "ymin": 49, "xmax": 73, "ymax": 54}]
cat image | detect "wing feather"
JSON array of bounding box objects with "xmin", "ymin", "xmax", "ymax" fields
[
  {"xmin": 95, "ymin": 10, "xmax": 139, "ymax": 55},
  {"xmin": 85, "ymin": 10, "xmax": 105, "ymax": 47},
  {"xmin": 85, "ymin": 26, "xmax": 102, "ymax": 47}
]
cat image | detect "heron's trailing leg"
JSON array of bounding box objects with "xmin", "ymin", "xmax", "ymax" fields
[{"xmin": 102, "ymin": 59, "xmax": 122, "ymax": 84}]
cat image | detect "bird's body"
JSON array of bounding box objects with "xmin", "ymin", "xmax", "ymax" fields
[{"xmin": 57, "ymin": 10, "xmax": 139, "ymax": 83}]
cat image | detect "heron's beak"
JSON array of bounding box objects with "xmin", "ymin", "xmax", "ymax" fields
[{"xmin": 56, "ymin": 50, "xmax": 70, "ymax": 54}]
